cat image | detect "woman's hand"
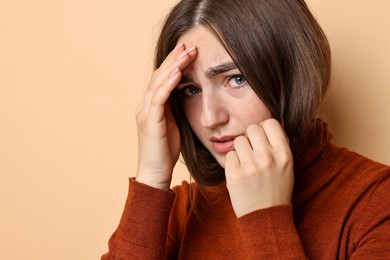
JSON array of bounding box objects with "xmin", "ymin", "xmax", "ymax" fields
[
  {"xmin": 135, "ymin": 43, "xmax": 197, "ymax": 189},
  {"xmin": 225, "ymin": 118, "xmax": 294, "ymax": 217}
]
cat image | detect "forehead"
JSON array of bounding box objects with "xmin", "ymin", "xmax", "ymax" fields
[
  {"xmin": 178, "ymin": 26, "xmax": 232, "ymax": 69},
  {"xmin": 178, "ymin": 26, "xmax": 218, "ymax": 46}
]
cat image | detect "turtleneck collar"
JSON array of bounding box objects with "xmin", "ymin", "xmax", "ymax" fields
[{"xmin": 291, "ymin": 118, "xmax": 333, "ymax": 174}]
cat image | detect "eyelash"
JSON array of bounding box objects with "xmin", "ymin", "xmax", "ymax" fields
[
  {"xmin": 226, "ymin": 74, "xmax": 247, "ymax": 89},
  {"xmin": 180, "ymin": 74, "xmax": 247, "ymax": 97},
  {"xmin": 180, "ymin": 85, "xmax": 200, "ymax": 97}
]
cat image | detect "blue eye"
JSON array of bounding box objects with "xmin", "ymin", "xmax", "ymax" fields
[
  {"xmin": 181, "ymin": 85, "xmax": 200, "ymax": 96},
  {"xmin": 228, "ymin": 75, "xmax": 246, "ymax": 88}
]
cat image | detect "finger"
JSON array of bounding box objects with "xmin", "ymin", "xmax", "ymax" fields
[
  {"xmin": 172, "ymin": 42, "xmax": 185, "ymax": 54},
  {"xmin": 142, "ymin": 47, "xmax": 197, "ymax": 113},
  {"xmin": 153, "ymin": 43, "xmax": 186, "ymax": 75},
  {"xmin": 148, "ymin": 69, "xmax": 182, "ymax": 122},
  {"xmin": 157, "ymin": 42, "xmax": 185, "ymax": 71},
  {"xmin": 233, "ymin": 135, "xmax": 253, "ymax": 164},
  {"xmin": 245, "ymin": 124, "xmax": 271, "ymax": 151},
  {"xmin": 154, "ymin": 43, "xmax": 184, "ymax": 72},
  {"xmin": 149, "ymin": 47, "xmax": 197, "ymax": 91},
  {"xmin": 260, "ymin": 119, "xmax": 290, "ymax": 151},
  {"xmin": 225, "ymin": 150, "xmax": 240, "ymax": 170}
]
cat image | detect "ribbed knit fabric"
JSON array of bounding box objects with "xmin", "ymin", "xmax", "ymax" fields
[{"xmin": 102, "ymin": 120, "xmax": 390, "ymax": 259}]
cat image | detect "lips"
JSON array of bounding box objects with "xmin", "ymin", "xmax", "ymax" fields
[{"xmin": 210, "ymin": 136, "xmax": 237, "ymax": 154}]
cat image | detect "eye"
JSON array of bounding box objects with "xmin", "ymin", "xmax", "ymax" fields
[
  {"xmin": 227, "ymin": 75, "xmax": 247, "ymax": 88},
  {"xmin": 181, "ymin": 85, "xmax": 201, "ymax": 96}
]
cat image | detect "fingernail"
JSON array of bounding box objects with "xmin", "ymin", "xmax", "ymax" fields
[
  {"xmin": 172, "ymin": 43, "xmax": 184, "ymax": 53},
  {"xmin": 175, "ymin": 51, "xmax": 188, "ymax": 61},
  {"xmin": 175, "ymin": 47, "xmax": 196, "ymax": 61},
  {"xmin": 186, "ymin": 46, "xmax": 196, "ymax": 53},
  {"xmin": 169, "ymin": 67, "xmax": 179, "ymax": 78}
]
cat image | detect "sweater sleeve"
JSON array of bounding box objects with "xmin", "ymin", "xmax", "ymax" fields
[
  {"xmin": 101, "ymin": 178, "xmax": 175, "ymax": 260},
  {"xmin": 237, "ymin": 205, "xmax": 307, "ymax": 259}
]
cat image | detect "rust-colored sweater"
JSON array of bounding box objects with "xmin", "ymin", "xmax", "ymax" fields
[{"xmin": 102, "ymin": 121, "xmax": 390, "ymax": 259}]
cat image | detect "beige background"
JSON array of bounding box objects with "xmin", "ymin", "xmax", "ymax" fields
[{"xmin": 0, "ymin": 0, "xmax": 389, "ymax": 259}]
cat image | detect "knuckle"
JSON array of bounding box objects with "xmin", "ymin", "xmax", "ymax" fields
[
  {"xmin": 242, "ymin": 163, "xmax": 258, "ymax": 176},
  {"xmin": 225, "ymin": 151, "xmax": 235, "ymax": 162},
  {"xmin": 230, "ymin": 162, "xmax": 258, "ymax": 179},
  {"xmin": 279, "ymin": 151, "xmax": 293, "ymax": 165},
  {"xmin": 151, "ymin": 68, "xmax": 161, "ymax": 78},
  {"xmin": 262, "ymin": 118, "xmax": 278, "ymax": 129},
  {"xmin": 136, "ymin": 110, "xmax": 147, "ymax": 124},
  {"xmin": 246, "ymin": 124, "xmax": 260, "ymax": 135},
  {"xmin": 228, "ymin": 169, "xmax": 244, "ymax": 184},
  {"xmin": 261, "ymin": 153, "xmax": 275, "ymax": 169},
  {"xmin": 148, "ymin": 79, "xmax": 158, "ymax": 90},
  {"xmin": 234, "ymin": 135, "xmax": 246, "ymax": 145},
  {"xmin": 151, "ymin": 91, "xmax": 163, "ymax": 106}
]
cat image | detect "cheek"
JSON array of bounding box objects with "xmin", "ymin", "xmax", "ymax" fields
[
  {"xmin": 241, "ymin": 96, "xmax": 272, "ymax": 123},
  {"xmin": 253, "ymin": 103, "xmax": 272, "ymax": 121}
]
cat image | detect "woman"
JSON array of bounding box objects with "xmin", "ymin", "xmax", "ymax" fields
[{"xmin": 103, "ymin": 0, "xmax": 390, "ymax": 259}]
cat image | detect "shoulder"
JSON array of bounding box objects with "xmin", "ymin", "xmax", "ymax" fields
[
  {"xmin": 309, "ymin": 139, "xmax": 389, "ymax": 181},
  {"xmin": 320, "ymin": 143, "xmax": 390, "ymax": 216},
  {"xmin": 299, "ymin": 142, "xmax": 390, "ymax": 213},
  {"xmin": 327, "ymin": 143, "xmax": 390, "ymax": 184},
  {"xmin": 343, "ymin": 155, "xmax": 390, "ymax": 251}
]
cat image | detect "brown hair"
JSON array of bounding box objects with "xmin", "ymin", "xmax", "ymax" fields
[{"xmin": 155, "ymin": 0, "xmax": 331, "ymax": 186}]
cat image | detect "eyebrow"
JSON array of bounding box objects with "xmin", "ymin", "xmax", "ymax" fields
[
  {"xmin": 179, "ymin": 62, "xmax": 237, "ymax": 84},
  {"xmin": 205, "ymin": 62, "xmax": 237, "ymax": 78}
]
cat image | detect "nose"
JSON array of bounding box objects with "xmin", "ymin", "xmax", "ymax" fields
[{"xmin": 200, "ymin": 92, "xmax": 228, "ymax": 128}]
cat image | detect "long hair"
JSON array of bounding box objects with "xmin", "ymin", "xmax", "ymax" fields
[{"xmin": 155, "ymin": 0, "xmax": 331, "ymax": 186}]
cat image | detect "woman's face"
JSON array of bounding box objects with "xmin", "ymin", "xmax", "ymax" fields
[{"xmin": 177, "ymin": 26, "xmax": 272, "ymax": 168}]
